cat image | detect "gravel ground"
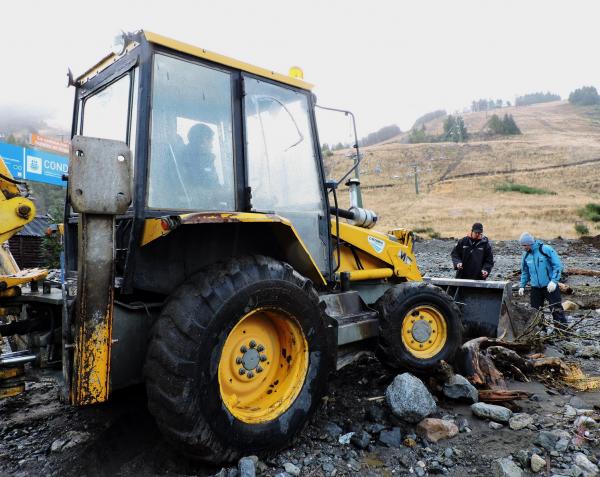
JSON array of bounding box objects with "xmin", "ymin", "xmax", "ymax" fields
[{"xmin": 1, "ymin": 237, "xmax": 600, "ymax": 477}]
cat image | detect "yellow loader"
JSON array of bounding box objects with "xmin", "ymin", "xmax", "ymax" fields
[{"xmin": 2, "ymin": 31, "xmax": 514, "ymax": 462}]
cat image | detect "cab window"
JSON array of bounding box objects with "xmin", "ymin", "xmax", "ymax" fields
[
  {"xmin": 148, "ymin": 54, "xmax": 235, "ymax": 211},
  {"xmin": 82, "ymin": 74, "xmax": 130, "ymax": 142}
]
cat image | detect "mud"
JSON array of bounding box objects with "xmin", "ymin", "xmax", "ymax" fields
[{"xmin": 1, "ymin": 238, "xmax": 600, "ymax": 476}]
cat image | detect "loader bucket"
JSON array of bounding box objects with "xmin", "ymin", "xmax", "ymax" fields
[{"xmin": 424, "ymin": 278, "xmax": 516, "ymax": 341}]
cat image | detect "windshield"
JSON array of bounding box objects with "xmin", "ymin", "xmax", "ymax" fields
[{"xmin": 147, "ymin": 54, "xmax": 235, "ymax": 211}]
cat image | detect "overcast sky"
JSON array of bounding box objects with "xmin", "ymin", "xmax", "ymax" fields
[{"xmin": 1, "ymin": 0, "xmax": 599, "ymax": 143}]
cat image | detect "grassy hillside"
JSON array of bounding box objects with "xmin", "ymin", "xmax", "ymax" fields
[{"xmin": 325, "ymin": 101, "xmax": 600, "ymax": 239}]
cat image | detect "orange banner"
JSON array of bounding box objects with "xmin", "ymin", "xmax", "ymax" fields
[{"xmin": 30, "ymin": 134, "xmax": 70, "ymax": 156}]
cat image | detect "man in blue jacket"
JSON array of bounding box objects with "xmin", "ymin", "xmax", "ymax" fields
[{"xmin": 517, "ymin": 232, "xmax": 567, "ymax": 324}]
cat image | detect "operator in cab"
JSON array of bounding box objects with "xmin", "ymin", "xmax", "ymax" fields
[{"xmin": 450, "ymin": 222, "xmax": 494, "ymax": 280}]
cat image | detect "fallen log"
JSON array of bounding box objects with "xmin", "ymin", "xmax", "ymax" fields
[
  {"xmin": 478, "ymin": 389, "xmax": 530, "ymax": 402},
  {"xmin": 566, "ymin": 268, "xmax": 600, "ymax": 277},
  {"xmin": 486, "ymin": 346, "xmax": 533, "ymax": 378},
  {"xmin": 456, "ymin": 337, "xmax": 506, "ymax": 388}
]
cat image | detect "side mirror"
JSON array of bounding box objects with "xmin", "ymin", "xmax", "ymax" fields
[{"xmin": 69, "ymin": 136, "xmax": 132, "ymax": 214}]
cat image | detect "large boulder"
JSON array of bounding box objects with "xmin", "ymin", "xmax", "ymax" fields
[
  {"xmin": 471, "ymin": 402, "xmax": 513, "ymax": 423},
  {"xmin": 492, "ymin": 457, "xmax": 523, "ymax": 477},
  {"xmin": 536, "ymin": 429, "xmax": 570, "ymax": 451},
  {"xmin": 573, "ymin": 452, "xmax": 600, "ymax": 477},
  {"xmin": 386, "ymin": 373, "xmax": 437, "ymax": 423},
  {"xmin": 508, "ymin": 413, "xmax": 534, "ymax": 430},
  {"xmin": 416, "ymin": 418, "xmax": 459, "ymax": 442},
  {"xmin": 443, "ymin": 374, "xmax": 479, "ymax": 403}
]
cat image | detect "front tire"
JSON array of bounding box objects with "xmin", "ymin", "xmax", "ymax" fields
[
  {"xmin": 144, "ymin": 255, "xmax": 331, "ymax": 463},
  {"xmin": 376, "ymin": 282, "xmax": 462, "ymax": 373}
]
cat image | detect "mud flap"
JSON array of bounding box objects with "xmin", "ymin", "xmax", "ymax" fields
[
  {"xmin": 424, "ymin": 278, "xmax": 515, "ymax": 341},
  {"xmin": 68, "ymin": 136, "xmax": 131, "ymax": 405}
]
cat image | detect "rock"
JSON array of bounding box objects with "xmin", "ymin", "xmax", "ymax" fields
[
  {"xmin": 563, "ymin": 300, "xmax": 580, "ymax": 311},
  {"xmin": 416, "ymin": 418, "xmax": 459, "ymax": 442},
  {"xmin": 350, "ymin": 430, "xmax": 371, "ymax": 449},
  {"xmin": 489, "ymin": 421, "xmax": 504, "ymax": 429},
  {"xmin": 562, "ymin": 341, "xmax": 580, "ymax": 355},
  {"xmin": 50, "ymin": 438, "xmax": 67, "ymax": 453},
  {"xmin": 364, "ymin": 423, "xmax": 385, "ymax": 434},
  {"xmin": 509, "ymin": 413, "xmax": 534, "ymax": 430},
  {"xmin": 492, "ymin": 457, "xmax": 522, "ymax": 477},
  {"xmin": 239, "ymin": 457, "xmax": 256, "ymax": 477},
  {"xmin": 283, "ymin": 463, "xmax": 301, "ymax": 477},
  {"xmin": 443, "ymin": 374, "xmax": 479, "ymax": 403},
  {"xmin": 570, "ymin": 395, "xmax": 593, "ymax": 410},
  {"xmin": 471, "ymin": 403, "xmax": 513, "ymax": 423},
  {"xmin": 456, "ymin": 417, "xmax": 469, "ymax": 432},
  {"xmin": 565, "ymin": 405, "xmax": 578, "ymax": 418},
  {"xmin": 405, "ymin": 437, "xmax": 419, "ymax": 448},
  {"xmin": 274, "ymin": 473, "xmax": 291, "ymax": 477},
  {"xmin": 385, "ymin": 373, "xmax": 437, "ymax": 423},
  {"xmin": 322, "ymin": 421, "xmax": 343, "ymax": 439},
  {"xmin": 536, "ymin": 430, "xmax": 571, "ymax": 451},
  {"xmin": 573, "ymin": 452, "xmax": 600, "ymax": 476},
  {"xmin": 514, "ymin": 450, "xmax": 530, "ymax": 467},
  {"xmin": 338, "ymin": 432, "xmax": 354, "ymax": 445},
  {"xmin": 576, "ymin": 345, "xmax": 600, "ymax": 358},
  {"xmin": 50, "ymin": 431, "xmax": 91, "ymax": 453},
  {"xmin": 321, "ymin": 461, "xmax": 335, "ymax": 475},
  {"xmin": 530, "ymin": 454, "xmax": 546, "ymax": 473},
  {"xmin": 379, "ymin": 427, "xmax": 403, "ymax": 448}
]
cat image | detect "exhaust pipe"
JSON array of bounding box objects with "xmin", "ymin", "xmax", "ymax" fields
[{"xmin": 330, "ymin": 179, "xmax": 378, "ymax": 229}]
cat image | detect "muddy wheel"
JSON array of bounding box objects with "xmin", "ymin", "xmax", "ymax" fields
[
  {"xmin": 376, "ymin": 282, "xmax": 462, "ymax": 373},
  {"xmin": 144, "ymin": 255, "xmax": 331, "ymax": 463}
]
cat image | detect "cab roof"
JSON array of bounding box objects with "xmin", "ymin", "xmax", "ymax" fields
[{"xmin": 76, "ymin": 30, "xmax": 314, "ymax": 91}]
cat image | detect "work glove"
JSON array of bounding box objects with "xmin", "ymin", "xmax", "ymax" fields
[
  {"xmin": 481, "ymin": 270, "xmax": 489, "ymax": 279},
  {"xmin": 456, "ymin": 262, "xmax": 463, "ymax": 270},
  {"xmin": 547, "ymin": 281, "xmax": 557, "ymax": 293},
  {"xmin": 518, "ymin": 288, "xmax": 524, "ymax": 296}
]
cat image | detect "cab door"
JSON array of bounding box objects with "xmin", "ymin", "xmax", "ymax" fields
[{"xmin": 243, "ymin": 76, "xmax": 329, "ymax": 273}]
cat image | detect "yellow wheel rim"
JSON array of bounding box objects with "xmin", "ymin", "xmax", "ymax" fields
[
  {"xmin": 218, "ymin": 307, "xmax": 309, "ymax": 424},
  {"xmin": 401, "ymin": 305, "xmax": 447, "ymax": 359}
]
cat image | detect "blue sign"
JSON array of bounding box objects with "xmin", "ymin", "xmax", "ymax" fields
[{"xmin": 0, "ymin": 141, "xmax": 68, "ymax": 187}]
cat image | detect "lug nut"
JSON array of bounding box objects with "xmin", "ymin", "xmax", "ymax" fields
[
  {"xmin": 256, "ymin": 366, "xmax": 263, "ymax": 373},
  {"xmin": 247, "ymin": 372, "xmax": 254, "ymax": 379},
  {"xmin": 257, "ymin": 344, "xmax": 265, "ymax": 352},
  {"xmin": 260, "ymin": 355, "xmax": 267, "ymax": 362},
  {"xmin": 240, "ymin": 345, "xmax": 247, "ymax": 353},
  {"xmin": 236, "ymin": 357, "xmax": 242, "ymax": 364},
  {"xmin": 239, "ymin": 368, "xmax": 246, "ymax": 375},
  {"xmin": 249, "ymin": 340, "xmax": 256, "ymax": 348}
]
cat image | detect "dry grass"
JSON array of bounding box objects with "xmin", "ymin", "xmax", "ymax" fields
[{"xmin": 325, "ymin": 101, "xmax": 600, "ymax": 239}]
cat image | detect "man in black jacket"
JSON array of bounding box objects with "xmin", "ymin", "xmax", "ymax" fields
[{"xmin": 450, "ymin": 222, "xmax": 494, "ymax": 280}]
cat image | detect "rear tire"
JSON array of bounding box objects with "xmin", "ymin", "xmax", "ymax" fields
[
  {"xmin": 144, "ymin": 255, "xmax": 331, "ymax": 463},
  {"xmin": 376, "ymin": 282, "xmax": 462, "ymax": 373}
]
